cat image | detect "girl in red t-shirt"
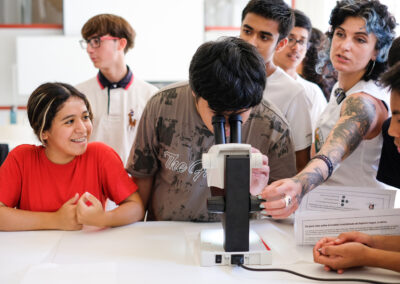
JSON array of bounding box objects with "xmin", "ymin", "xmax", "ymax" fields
[{"xmin": 0, "ymin": 82, "xmax": 144, "ymax": 231}]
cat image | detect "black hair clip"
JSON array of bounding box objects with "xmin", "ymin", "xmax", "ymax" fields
[{"xmin": 334, "ymin": 88, "xmax": 346, "ymax": 105}]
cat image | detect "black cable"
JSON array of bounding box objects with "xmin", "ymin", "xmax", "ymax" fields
[{"xmin": 239, "ymin": 264, "xmax": 400, "ymax": 284}]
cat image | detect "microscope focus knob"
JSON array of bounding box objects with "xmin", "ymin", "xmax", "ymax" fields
[
  {"xmin": 249, "ymin": 195, "xmax": 266, "ymax": 213},
  {"xmin": 207, "ymin": 196, "xmax": 225, "ymax": 213}
]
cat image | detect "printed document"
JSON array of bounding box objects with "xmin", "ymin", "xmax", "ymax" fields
[{"xmin": 295, "ymin": 186, "xmax": 399, "ymax": 245}]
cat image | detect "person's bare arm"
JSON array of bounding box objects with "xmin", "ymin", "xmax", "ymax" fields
[
  {"xmin": 314, "ymin": 241, "xmax": 400, "ymax": 273},
  {"xmin": 0, "ymin": 195, "xmax": 82, "ymax": 231},
  {"xmin": 297, "ymin": 93, "xmax": 387, "ymax": 197},
  {"xmin": 331, "ymin": 232, "xmax": 400, "ymax": 252},
  {"xmin": 366, "ymin": 248, "xmax": 400, "ymax": 272},
  {"xmin": 76, "ymin": 192, "xmax": 144, "ymax": 227},
  {"xmin": 260, "ymin": 93, "xmax": 387, "ymax": 218},
  {"xmin": 134, "ymin": 176, "xmax": 154, "ymax": 211},
  {"xmin": 370, "ymin": 235, "xmax": 400, "ymax": 252}
]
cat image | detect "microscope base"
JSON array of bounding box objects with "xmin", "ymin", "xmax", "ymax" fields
[{"xmin": 199, "ymin": 229, "xmax": 272, "ymax": 266}]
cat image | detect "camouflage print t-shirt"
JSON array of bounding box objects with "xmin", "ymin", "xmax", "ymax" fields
[{"xmin": 127, "ymin": 81, "xmax": 296, "ymax": 221}]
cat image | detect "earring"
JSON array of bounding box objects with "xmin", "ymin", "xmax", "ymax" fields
[
  {"xmin": 366, "ymin": 60, "xmax": 376, "ymax": 77},
  {"xmin": 40, "ymin": 132, "xmax": 47, "ymax": 146}
]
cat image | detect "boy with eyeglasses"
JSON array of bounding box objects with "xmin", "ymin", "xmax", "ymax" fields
[
  {"xmin": 273, "ymin": 9, "xmax": 327, "ymax": 136},
  {"xmin": 76, "ymin": 14, "xmax": 158, "ymax": 167},
  {"xmin": 240, "ymin": 0, "xmax": 313, "ymax": 172}
]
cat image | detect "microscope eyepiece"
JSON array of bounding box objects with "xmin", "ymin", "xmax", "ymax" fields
[
  {"xmin": 229, "ymin": 114, "xmax": 242, "ymax": 144},
  {"xmin": 212, "ymin": 115, "xmax": 226, "ymax": 125},
  {"xmin": 212, "ymin": 115, "xmax": 226, "ymax": 145}
]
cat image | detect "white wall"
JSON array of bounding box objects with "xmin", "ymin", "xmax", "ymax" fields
[
  {"xmin": 295, "ymin": 0, "xmax": 400, "ymax": 35},
  {"xmin": 62, "ymin": 0, "xmax": 204, "ymax": 82},
  {"xmin": 0, "ymin": 28, "xmax": 62, "ymax": 106},
  {"xmin": 2, "ymin": 0, "xmax": 204, "ymax": 106},
  {"xmin": 294, "ymin": 0, "xmax": 335, "ymax": 33},
  {"xmin": 16, "ymin": 35, "xmax": 96, "ymax": 96},
  {"xmin": 381, "ymin": 0, "xmax": 400, "ymax": 36}
]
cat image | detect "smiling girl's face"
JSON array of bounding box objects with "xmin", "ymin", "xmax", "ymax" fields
[{"xmin": 42, "ymin": 96, "xmax": 93, "ymax": 164}]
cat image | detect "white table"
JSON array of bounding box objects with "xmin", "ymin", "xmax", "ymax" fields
[{"xmin": 0, "ymin": 220, "xmax": 399, "ymax": 284}]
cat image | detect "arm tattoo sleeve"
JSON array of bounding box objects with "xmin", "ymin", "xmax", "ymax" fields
[
  {"xmin": 292, "ymin": 165, "xmax": 325, "ymax": 204},
  {"xmin": 296, "ymin": 95, "xmax": 376, "ymax": 199},
  {"xmin": 322, "ymin": 95, "xmax": 376, "ymax": 168}
]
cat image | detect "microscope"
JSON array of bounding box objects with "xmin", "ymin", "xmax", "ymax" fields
[{"xmin": 199, "ymin": 115, "xmax": 272, "ymax": 266}]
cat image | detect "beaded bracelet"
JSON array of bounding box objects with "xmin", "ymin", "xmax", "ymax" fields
[{"xmin": 311, "ymin": 154, "xmax": 333, "ymax": 180}]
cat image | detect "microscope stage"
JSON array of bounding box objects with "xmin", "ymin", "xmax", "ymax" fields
[{"xmin": 199, "ymin": 229, "xmax": 272, "ymax": 266}]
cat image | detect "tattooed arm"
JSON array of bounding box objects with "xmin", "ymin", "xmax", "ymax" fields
[{"xmin": 259, "ymin": 92, "xmax": 387, "ymax": 218}]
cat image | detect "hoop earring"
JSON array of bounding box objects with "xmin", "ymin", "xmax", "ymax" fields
[{"xmin": 366, "ymin": 60, "xmax": 376, "ymax": 77}]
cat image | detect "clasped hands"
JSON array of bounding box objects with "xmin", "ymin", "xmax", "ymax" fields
[
  {"xmin": 55, "ymin": 192, "xmax": 105, "ymax": 230},
  {"xmin": 313, "ymin": 231, "xmax": 373, "ymax": 273}
]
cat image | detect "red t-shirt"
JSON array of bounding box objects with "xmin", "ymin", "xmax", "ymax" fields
[{"xmin": 0, "ymin": 142, "xmax": 137, "ymax": 212}]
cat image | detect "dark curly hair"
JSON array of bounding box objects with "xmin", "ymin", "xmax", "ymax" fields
[
  {"xmin": 189, "ymin": 37, "xmax": 266, "ymax": 113},
  {"xmin": 303, "ymin": 28, "xmax": 337, "ymax": 101},
  {"xmin": 326, "ymin": 0, "xmax": 396, "ymax": 81}
]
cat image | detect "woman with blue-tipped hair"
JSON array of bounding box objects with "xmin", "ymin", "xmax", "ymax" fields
[
  {"xmin": 313, "ymin": 57, "xmax": 400, "ymax": 275},
  {"xmin": 258, "ymin": 0, "xmax": 396, "ymax": 218}
]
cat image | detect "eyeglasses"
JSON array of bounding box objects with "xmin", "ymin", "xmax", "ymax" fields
[
  {"xmin": 287, "ymin": 37, "xmax": 309, "ymax": 48},
  {"xmin": 79, "ymin": 35, "xmax": 120, "ymax": 49}
]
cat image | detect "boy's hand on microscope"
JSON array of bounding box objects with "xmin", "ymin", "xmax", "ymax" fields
[{"xmin": 250, "ymin": 147, "xmax": 269, "ymax": 196}]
